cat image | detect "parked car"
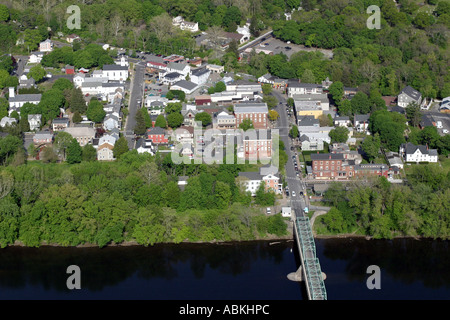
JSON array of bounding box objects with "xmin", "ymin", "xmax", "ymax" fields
[
  {"xmin": 266, "ymin": 207, "xmax": 271, "ymax": 214},
  {"xmin": 292, "ymin": 191, "xmax": 296, "ymax": 197},
  {"xmin": 443, "ymin": 129, "xmax": 449, "ymax": 134}
]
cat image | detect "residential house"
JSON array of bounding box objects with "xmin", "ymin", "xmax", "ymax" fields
[
  {"xmin": 103, "ymin": 114, "xmax": 120, "ymax": 131},
  {"xmin": 397, "ymin": 85, "xmax": 422, "ymax": 108},
  {"xmin": 385, "ymin": 151, "xmax": 404, "ymax": 169},
  {"xmin": 174, "ymin": 125, "xmax": 195, "ymax": 145},
  {"xmin": 195, "ymin": 95, "xmax": 212, "ymax": 106},
  {"xmin": 321, "ymin": 77, "xmax": 333, "ymax": 90},
  {"xmin": 172, "ymin": 16, "xmax": 199, "ymax": 32},
  {"xmin": 234, "ymin": 102, "xmax": 269, "ymax": 129},
  {"xmin": 297, "ymin": 115, "xmax": 320, "ymax": 128},
  {"xmin": 8, "ymin": 87, "xmax": 41, "ymax": 115},
  {"xmin": 29, "ymin": 52, "xmax": 44, "ymax": 64},
  {"xmin": 52, "ymin": 117, "xmax": 70, "ymax": 131},
  {"xmin": 135, "ymin": 138, "xmax": 155, "ymax": 155},
  {"xmin": 65, "ymin": 65, "xmax": 75, "ymax": 75},
  {"xmin": 190, "ymin": 68, "xmax": 210, "ymax": 85},
  {"xmin": 28, "ymin": 114, "xmax": 42, "ymax": 131},
  {"xmin": 148, "ymin": 100, "xmax": 165, "ymax": 115},
  {"xmin": 236, "ymin": 25, "xmax": 251, "ymax": 42},
  {"xmin": 334, "ymin": 116, "xmax": 351, "ymax": 127},
  {"xmin": 399, "ymin": 142, "xmax": 438, "ymax": 163},
  {"xmin": 97, "ymin": 143, "xmax": 115, "ymax": 161},
  {"xmin": 165, "ymin": 62, "xmax": 190, "ymax": 77},
  {"xmin": 214, "ymin": 111, "xmax": 236, "ymax": 130},
  {"xmin": 0, "ymin": 117, "xmax": 17, "ymax": 128},
  {"xmin": 33, "ymin": 131, "xmax": 53, "ymax": 145},
  {"xmin": 419, "ymin": 114, "xmax": 435, "ymax": 129},
  {"xmin": 439, "ymin": 97, "xmax": 450, "ymax": 113},
  {"xmin": 63, "ymin": 127, "xmax": 96, "ymax": 146},
  {"xmin": 182, "ymin": 107, "xmax": 199, "ymax": 127},
  {"xmin": 66, "ymin": 34, "xmax": 80, "ymax": 43},
  {"xmin": 300, "ymin": 135, "xmax": 324, "ymax": 151},
  {"xmin": 147, "ymin": 126, "xmax": 169, "ymax": 144},
  {"xmin": 354, "ymin": 114, "xmax": 370, "ymax": 133},
  {"xmin": 19, "ymin": 75, "xmax": 36, "ymax": 89},
  {"xmin": 39, "ymin": 39, "xmax": 53, "ymax": 52}
]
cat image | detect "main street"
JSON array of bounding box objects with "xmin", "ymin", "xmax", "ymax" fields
[
  {"xmin": 272, "ymin": 90, "xmax": 308, "ymax": 217},
  {"xmin": 124, "ymin": 60, "xmax": 146, "ymax": 149}
]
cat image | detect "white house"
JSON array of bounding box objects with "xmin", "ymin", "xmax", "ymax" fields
[
  {"xmin": 39, "ymin": 39, "xmax": 53, "ymax": 52},
  {"xmin": 190, "ymin": 68, "xmax": 210, "ymax": 85},
  {"xmin": 136, "ymin": 138, "xmax": 155, "ymax": 155},
  {"xmin": 334, "ymin": 116, "xmax": 351, "ymax": 127},
  {"xmin": 29, "ymin": 52, "xmax": 44, "ymax": 64},
  {"xmin": 8, "ymin": 87, "xmax": 41, "ymax": 115},
  {"xmin": 103, "ymin": 114, "xmax": 120, "ymax": 131},
  {"xmin": 398, "ymin": 86, "xmax": 422, "ymax": 108},
  {"xmin": 236, "ymin": 25, "xmax": 251, "ymax": 42},
  {"xmin": 28, "ymin": 114, "xmax": 42, "ymax": 131},
  {"xmin": 400, "ymin": 143, "xmax": 438, "ymax": 163},
  {"xmin": 172, "ymin": 16, "xmax": 199, "ymax": 32},
  {"xmin": 237, "ymin": 166, "xmax": 282, "ymax": 196},
  {"xmin": 354, "ymin": 114, "xmax": 370, "ymax": 133},
  {"xmin": 0, "ymin": 117, "xmax": 17, "ymax": 128},
  {"xmin": 160, "ymin": 72, "xmax": 185, "ymax": 85},
  {"xmin": 165, "ymin": 62, "xmax": 190, "ymax": 77}
]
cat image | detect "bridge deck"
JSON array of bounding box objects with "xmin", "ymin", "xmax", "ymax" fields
[{"xmin": 295, "ymin": 216, "xmax": 327, "ymax": 300}]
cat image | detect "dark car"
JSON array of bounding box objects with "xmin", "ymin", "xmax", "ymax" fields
[{"xmin": 285, "ymin": 46, "xmax": 292, "ymax": 50}]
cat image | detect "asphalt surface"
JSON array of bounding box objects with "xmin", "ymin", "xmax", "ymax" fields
[
  {"xmin": 124, "ymin": 60, "xmax": 146, "ymax": 148},
  {"xmin": 272, "ymin": 90, "xmax": 308, "ymax": 218}
]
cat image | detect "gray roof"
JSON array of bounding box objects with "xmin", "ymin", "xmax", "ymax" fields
[
  {"xmin": 147, "ymin": 126, "xmax": 166, "ymax": 135},
  {"xmin": 164, "ymin": 72, "xmax": 182, "ymax": 79},
  {"xmin": 238, "ymin": 172, "xmax": 263, "ymax": 180},
  {"xmin": 310, "ymin": 153, "xmax": 344, "ymax": 161},
  {"xmin": 173, "ymin": 80, "xmax": 197, "ymax": 91},
  {"xmin": 400, "ymin": 86, "xmax": 421, "ymax": 101},
  {"xmin": 191, "ymin": 68, "xmax": 210, "ymax": 77},
  {"xmin": 354, "ymin": 114, "xmax": 370, "ymax": 122},
  {"xmin": 234, "ymin": 102, "xmax": 268, "ymax": 113},
  {"xmin": 288, "ymin": 81, "xmax": 322, "ymax": 89},
  {"xmin": 52, "ymin": 117, "xmax": 69, "ymax": 124},
  {"xmin": 298, "ymin": 115, "xmax": 320, "ymax": 127},
  {"xmin": 9, "ymin": 94, "xmax": 42, "ymax": 102},
  {"xmin": 102, "ymin": 64, "xmax": 128, "ymax": 71},
  {"xmin": 402, "ymin": 142, "xmax": 436, "ymax": 156},
  {"xmin": 335, "ymin": 116, "xmax": 350, "ymax": 121},
  {"xmin": 167, "ymin": 62, "xmax": 188, "ymax": 72}
]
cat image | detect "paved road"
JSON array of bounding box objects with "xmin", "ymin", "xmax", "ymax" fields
[
  {"xmin": 272, "ymin": 90, "xmax": 308, "ymax": 217},
  {"xmin": 124, "ymin": 60, "xmax": 146, "ymax": 149}
]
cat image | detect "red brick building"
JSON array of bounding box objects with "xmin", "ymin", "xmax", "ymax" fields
[
  {"xmin": 147, "ymin": 126, "xmax": 168, "ymax": 144},
  {"xmin": 242, "ymin": 129, "xmax": 272, "ymax": 160},
  {"xmin": 234, "ymin": 103, "xmax": 269, "ymax": 130}
]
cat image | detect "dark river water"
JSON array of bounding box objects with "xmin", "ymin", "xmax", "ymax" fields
[{"xmin": 0, "ymin": 238, "xmax": 448, "ymax": 300}]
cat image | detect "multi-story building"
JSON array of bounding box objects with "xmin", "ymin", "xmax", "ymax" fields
[
  {"xmin": 234, "ymin": 102, "xmax": 269, "ymax": 129},
  {"xmin": 311, "ymin": 153, "xmax": 355, "ymax": 180},
  {"xmin": 102, "ymin": 65, "xmax": 129, "ymax": 82},
  {"xmin": 399, "ymin": 143, "xmax": 438, "ymax": 163},
  {"xmin": 237, "ymin": 165, "xmax": 282, "ymax": 196},
  {"xmin": 287, "ymin": 81, "xmax": 323, "ymax": 97},
  {"xmin": 8, "ymin": 87, "xmax": 41, "ymax": 115},
  {"xmin": 215, "ymin": 111, "xmax": 236, "ymax": 130},
  {"xmin": 397, "ymin": 86, "xmax": 422, "ymax": 108},
  {"xmin": 147, "ymin": 126, "xmax": 169, "ymax": 144},
  {"xmin": 241, "ymin": 129, "xmax": 272, "ymax": 160},
  {"xmin": 63, "ymin": 127, "xmax": 96, "ymax": 146}
]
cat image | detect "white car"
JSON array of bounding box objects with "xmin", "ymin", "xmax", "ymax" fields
[
  {"xmin": 292, "ymin": 191, "xmax": 296, "ymax": 197},
  {"xmin": 443, "ymin": 129, "xmax": 449, "ymax": 134}
]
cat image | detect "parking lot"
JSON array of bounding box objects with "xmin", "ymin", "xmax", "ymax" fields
[
  {"xmin": 424, "ymin": 101, "xmax": 450, "ymax": 136},
  {"xmin": 246, "ymin": 36, "xmax": 334, "ymax": 60}
]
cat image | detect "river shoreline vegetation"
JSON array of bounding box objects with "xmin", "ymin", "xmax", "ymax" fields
[
  {"xmin": 314, "ymin": 165, "xmax": 450, "ymax": 239},
  {"xmin": 0, "ymin": 151, "xmax": 290, "ymax": 248}
]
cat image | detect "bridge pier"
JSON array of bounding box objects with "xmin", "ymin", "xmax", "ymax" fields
[{"xmin": 287, "ymin": 266, "xmax": 326, "ymax": 282}]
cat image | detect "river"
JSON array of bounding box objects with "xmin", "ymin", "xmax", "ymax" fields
[{"xmin": 0, "ymin": 238, "xmax": 448, "ymax": 300}]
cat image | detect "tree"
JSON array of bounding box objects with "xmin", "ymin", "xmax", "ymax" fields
[
  {"xmin": 41, "ymin": 146, "xmax": 58, "ymax": 163},
  {"xmin": 413, "ymin": 12, "xmax": 435, "ymax": 29},
  {"xmin": 155, "ymin": 114, "xmax": 167, "ymax": 128},
  {"xmin": 66, "ymin": 139, "xmax": 82, "ymax": 164},
  {"xmin": 0, "ymin": 4, "xmax": 9, "ymax": 22},
  {"xmin": 214, "ymin": 81, "xmax": 226, "ymax": 92},
  {"xmin": 263, "ymin": 95, "xmax": 278, "ymax": 109},
  {"xmin": 52, "ymin": 78, "xmax": 73, "ymax": 92},
  {"xmin": 289, "ymin": 125, "xmax": 299, "ymax": 138},
  {"xmin": 361, "ymin": 134, "xmax": 381, "ymax": 162},
  {"xmin": 268, "ymin": 110, "xmax": 279, "ymax": 121},
  {"xmin": 405, "ymin": 102, "xmax": 422, "ymax": 127},
  {"xmin": 351, "ymin": 91, "xmax": 371, "ymax": 115},
  {"xmin": 86, "ymin": 99, "xmax": 106, "ymax": 123},
  {"xmin": 287, "ymin": 97, "xmax": 294, "ymax": 107},
  {"xmin": 82, "ymin": 144, "xmax": 97, "ymax": 162},
  {"xmin": 194, "ymin": 112, "xmax": 212, "ymax": 127},
  {"xmin": 28, "ymin": 65, "xmax": 46, "ymax": 83},
  {"xmin": 329, "ymin": 126, "xmax": 349, "ymax": 143},
  {"xmin": 27, "ymin": 144, "xmax": 38, "ymax": 158},
  {"xmin": 134, "ymin": 109, "xmax": 147, "ymax": 135},
  {"xmin": 68, "ymin": 88, "xmax": 87, "ymax": 114},
  {"xmin": 72, "ymin": 111, "xmax": 82, "ymax": 123},
  {"xmin": 141, "ymin": 108, "xmax": 152, "ymax": 128},
  {"xmin": 338, "ymin": 99, "xmax": 352, "ymax": 116},
  {"xmin": 54, "ymin": 131, "xmax": 74, "ymax": 161},
  {"xmin": 262, "ymin": 84, "xmax": 273, "ymax": 95},
  {"xmin": 302, "ymin": 69, "xmax": 316, "ymax": 83},
  {"xmin": 166, "ymin": 112, "xmax": 184, "ymax": 128},
  {"xmin": 239, "ymin": 119, "xmax": 254, "ymax": 131},
  {"xmin": 113, "ymin": 137, "xmax": 129, "ymax": 159},
  {"xmin": 328, "ymin": 81, "xmax": 344, "ymax": 106}
]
